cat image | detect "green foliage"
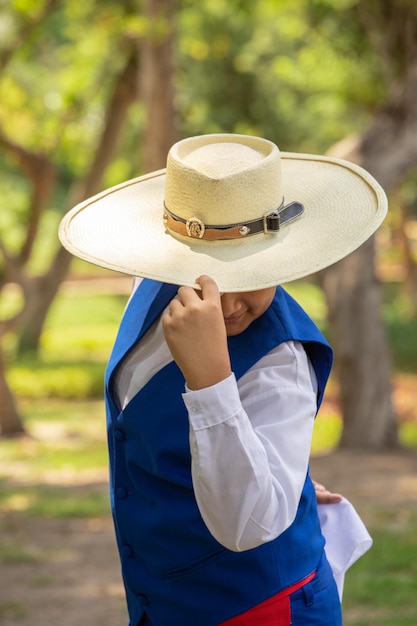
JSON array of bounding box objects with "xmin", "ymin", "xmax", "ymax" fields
[
  {"xmin": 382, "ymin": 282, "xmax": 417, "ymax": 373},
  {"xmin": 385, "ymin": 315, "xmax": 417, "ymax": 373},
  {"xmin": 0, "ymin": 1, "xmax": 138, "ymax": 157},
  {"xmin": 0, "ymin": 162, "xmax": 31, "ymax": 255},
  {"xmin": 0, "ymin": 0, "xmax": 146, "ymax": 271},
  {"xmin": 284, "ymin": 280, "xmax": 328, "ymax": 331},
  {"xmin": 311, "ymin": 414, "xmax": 342, "ymax": 453},
  {"xmin": 399, "ymin": 422, "xmax": 417, "ymax": 449},
  {"xmin": 176, "ymin": 0, "xmax": 385, "ymax": 152}
]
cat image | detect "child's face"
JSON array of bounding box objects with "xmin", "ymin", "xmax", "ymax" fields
[{"xmin": 221, "ymin": 287, "xmax": 276, "ymax": 336}]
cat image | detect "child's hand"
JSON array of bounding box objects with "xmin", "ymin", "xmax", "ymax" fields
[
  {"xmin": 313, "ymin": 480, "xmax": 343, "ymax": 505},
  {"xmin": 162, "ymin": 275, "xmax": 232, "ymax": 390}
]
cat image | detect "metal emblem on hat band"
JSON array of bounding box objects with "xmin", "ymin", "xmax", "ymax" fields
[{"xmin": 186, "ymin": 217, "xmax": 205, "ymax": 239}]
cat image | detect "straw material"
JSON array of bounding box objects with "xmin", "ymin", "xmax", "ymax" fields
[{"xmin": 59, "ymin": 134, "xmax": 387, "ymax": 292}]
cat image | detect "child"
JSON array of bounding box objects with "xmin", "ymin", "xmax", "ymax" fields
[{"xmin": 59, "ymin": 134, "xmax": 386, "ymax": 625}]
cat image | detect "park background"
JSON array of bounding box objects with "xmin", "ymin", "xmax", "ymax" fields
[{"xmin": 0, "ymin": 1, "xmax": 417, "ymax": 624}]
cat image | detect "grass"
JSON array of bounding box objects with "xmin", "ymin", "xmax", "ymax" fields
[
  {"xmin": 0, "ymin": 539, "xmax": 41, "ymax": 564},
  {"xmin": 0, "ymin": 398, "xmax": 109, "ymax": 522},
  {"xmin": 0, "ymin": 601, "xmax": 27, "ymax": 620},
  {"xmin": 0, "ymin": 483, "xmax": 109, "ymax": 519},
  {"xmin": 1, "ymin": 276, "xmax": 417, "ymax": 624},
  {"xmin": 342, "ymin": 509, "xmax": 417, "ymax": 625},
  {"xmin": 5, "ymin": 290, "xmax": 126, "ymax": 398}
]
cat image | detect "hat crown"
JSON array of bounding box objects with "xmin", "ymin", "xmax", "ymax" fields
[{"xmin": 164, "ymin": 134, "xmax": 283, "ymax": 224}]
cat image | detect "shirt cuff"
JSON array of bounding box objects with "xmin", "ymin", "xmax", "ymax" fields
[{"xmin": 183, "ymin": 373, "xmax": 241, "ymax": 430}]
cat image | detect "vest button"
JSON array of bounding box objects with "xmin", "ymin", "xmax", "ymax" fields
[
  {"xmin": 114, "ymin": 428, "xmax": 126, "ymax": 441},
  {"xmin": 116, "ymin": 486, "xmax": 128, "ymax": 499},
  {"xmin": 121, "ymin": 544, "xmax": 134, "ymax": 558}
]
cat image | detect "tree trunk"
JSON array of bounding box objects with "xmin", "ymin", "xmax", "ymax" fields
[
  {"xmin": 0, "ymin": 345, "xmax": 25, "ymax": 436},
  {"xmin": 140, "ymin": 0, "xmax": 179, "ymax": 171},
  {"xmin": 16, "ymin": 246, "xmax": 73, "ymax": 356},
  {"xmin": 318, "ymin": 238, "xmax": 397, "ymax": 448}
]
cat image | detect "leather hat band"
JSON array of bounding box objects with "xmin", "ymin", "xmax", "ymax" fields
[{"xmin": 163, "ymin": 200, "xmax": 304, "ymax": 241}]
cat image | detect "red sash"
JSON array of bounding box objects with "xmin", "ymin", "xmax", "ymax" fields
[{"xmin": 218, "ymin": 570, "xmax": 316, "ymax": 626}]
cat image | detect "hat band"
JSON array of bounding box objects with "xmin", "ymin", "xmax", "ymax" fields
[{"xmin": 163, "ymin": 200, "xmax": 304, "ymax": 241}]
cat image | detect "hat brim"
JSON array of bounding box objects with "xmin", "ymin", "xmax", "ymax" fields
[{"xmin": 59, "ymin": 152, "xmax": 387, "ymax": 292}]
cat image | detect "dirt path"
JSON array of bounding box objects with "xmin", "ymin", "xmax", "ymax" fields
[
  {"xmin": 0, "ymin": 491, "xmax": 126, "ymax": 626},
  {"xmin": 310, "ymin": 448, "xmax": 417, "ymax": 522},
  {"xmin": 1, "ymin": 450, "xmax": 417, "ymax": 626}
]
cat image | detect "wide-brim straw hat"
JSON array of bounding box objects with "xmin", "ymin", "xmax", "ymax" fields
[{"xmin": 59, "ymin": 133, "xmax": 388, "ymax": 292}]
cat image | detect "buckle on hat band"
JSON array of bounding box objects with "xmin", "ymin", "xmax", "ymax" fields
[{"xmin": 163, "ymin": 200, "xmax": 304, "ymax": 241}]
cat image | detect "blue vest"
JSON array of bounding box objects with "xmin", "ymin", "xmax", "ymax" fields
[{"xmin": 105, "ymin": 280, "xmax": 333, "ymax": 626}]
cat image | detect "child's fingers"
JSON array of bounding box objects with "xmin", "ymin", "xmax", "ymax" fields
[
  {"xmin": 313, "ymin": 479, "xmax": 343, "ymax": 504},
  {"xmin": 195, "ymin": 275, "xmax": 221, "ymax": 301},
  {"xmin": 177, "ymin": 285, "xmax": 199, "ymax": 305}
]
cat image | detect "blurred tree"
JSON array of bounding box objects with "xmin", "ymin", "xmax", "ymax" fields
[
  {"xmin": 141, "ymin": 0, "xmax": 178, "ymax": 170},
  {"xmin": 317, "ymin": 0, "xmax": 417, "ymax": 447},
  {"xmin": 0, "ymin": 1, "xmax": 141, "ymax": 434},
  {"xmin": 0, "ymin": 0, "xmax": 178, "ymax": 435},
  {"xmin": 0, "ymin": 0, "xmax": 64, "ymax": 434}
]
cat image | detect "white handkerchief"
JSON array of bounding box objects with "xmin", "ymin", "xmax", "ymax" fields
[{"xmin": 318, "ymin": 497, "xmax": 373, "ymax": 599}]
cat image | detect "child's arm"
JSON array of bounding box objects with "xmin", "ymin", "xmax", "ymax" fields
[
  {"xmin": 162, "ymin": 274, "xmax": 341, "ymax": 551},
  {"xmin": 163, "ymin": 276, "xmax": 316, "ymax": 552}
]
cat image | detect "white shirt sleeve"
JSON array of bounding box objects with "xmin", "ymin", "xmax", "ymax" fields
[{"xmin": 183, "ymin": 341, "xmax": 318, "ymax": 552}]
